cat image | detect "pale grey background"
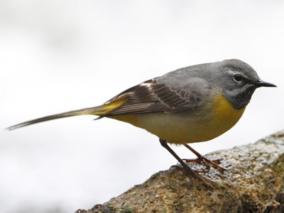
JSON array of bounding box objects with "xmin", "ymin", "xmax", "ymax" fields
[{"xmin": 1, "ymin": 0, "xmax": 284, "ymax": 212}]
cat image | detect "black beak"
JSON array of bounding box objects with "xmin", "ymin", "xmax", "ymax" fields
[{"xmin": 255, "ymin": 80, "xmax": 277, "ymax": 88}]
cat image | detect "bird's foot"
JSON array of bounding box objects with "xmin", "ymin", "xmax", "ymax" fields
[
  {"xmin": 172, "ymin": 164, "xmax": 217, "ymax": 189},
  {"xmin": 183, "ymin": 157, "xmax": 226, "ymax": 174}
]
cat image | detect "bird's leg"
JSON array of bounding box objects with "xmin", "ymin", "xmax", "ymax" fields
[
  {"xmin": 159, "ymin": 139, "xmax": 214, "ymax": 187},
  {"xmin": 183, "ymin": 144, "xmax": 226, "ymax": 173}
]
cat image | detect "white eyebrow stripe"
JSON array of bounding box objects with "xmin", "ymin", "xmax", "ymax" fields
[{"xmin": 227, "ymin": 70, "xmax": 249, "ymax": 79}]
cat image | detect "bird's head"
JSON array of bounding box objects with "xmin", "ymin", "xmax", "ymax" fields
[{"xmin": 215, "ymin": 59, "xmax": 276, "ymax": 109}]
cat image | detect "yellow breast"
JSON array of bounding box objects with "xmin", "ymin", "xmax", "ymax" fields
[
  {"xmin": 202, "ymin": 94, "xmax": 245, "ymax": 142},
  {"xmin": 110, "ymin": 95, "xmax": 245, "ymax": 144}
]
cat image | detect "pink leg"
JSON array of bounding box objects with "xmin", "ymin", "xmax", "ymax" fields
[{"xmin": 183, "ymin": 144, "xmax": 226, "ymax": 173}]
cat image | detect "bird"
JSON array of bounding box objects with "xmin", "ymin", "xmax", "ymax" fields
[{"xmin": 7, "ymin": 59, "xmax": 276, "ymax": 183}]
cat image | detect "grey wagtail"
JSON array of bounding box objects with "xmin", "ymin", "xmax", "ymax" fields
[{"xmin": 7, "ymin": 59, "xmax": 276, "ymax": 182}]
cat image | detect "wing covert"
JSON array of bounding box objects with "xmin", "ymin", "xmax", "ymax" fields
[{"xmin": 106, "ymin": 76, "xmax": 211, "ymax": 116}]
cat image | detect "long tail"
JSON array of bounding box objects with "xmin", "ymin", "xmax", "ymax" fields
[{"xmin": 7, "ymin": 96, "xmax": 127, "ymax": 130}]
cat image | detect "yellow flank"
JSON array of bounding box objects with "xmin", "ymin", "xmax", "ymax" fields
[
  {"xmin": 110, "ymin": 94, "xmax": 245, "ymax": 144},
  {"xmin": 111, "ymin": 114, "xmax": 140, "ymax": 125}
]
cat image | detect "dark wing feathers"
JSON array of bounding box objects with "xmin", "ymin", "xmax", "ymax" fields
[
  {"xmin": 152, "ymin": 83, "xmax": 191, "ymax": 108},
  {"xmin": 106, "ymin": 79, "xmax": 165, "ymax": 115},
  {"xmin": 106, "ymin": 77, "xmax": 210, "ymax": 116}
]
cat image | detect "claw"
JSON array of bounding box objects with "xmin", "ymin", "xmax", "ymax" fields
[{"xmin": 183, "ymin": 157, "xmax": 226, "ymax": 174}]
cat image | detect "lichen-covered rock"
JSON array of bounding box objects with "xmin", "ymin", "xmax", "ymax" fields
[{"xmin": 76, "ymin": 131, "xmax": 284, "ymax": 213}]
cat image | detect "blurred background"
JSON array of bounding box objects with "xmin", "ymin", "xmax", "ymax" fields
[{"xmin": 1, "ymin": 0, "xmax": 284, "ymax": 212}]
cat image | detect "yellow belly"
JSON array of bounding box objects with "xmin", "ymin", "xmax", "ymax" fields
[{"xmin": 110, "ymin": 95, "xmax": 245, "ymax": 144}]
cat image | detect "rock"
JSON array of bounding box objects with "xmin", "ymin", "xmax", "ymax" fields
[{"xmin": 76, "ymin": 131, "xmax": 284, "ymax": 213}]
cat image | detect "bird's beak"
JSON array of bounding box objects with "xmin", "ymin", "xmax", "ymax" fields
[{"xmin": 255, "ymin": 80, "xmax": 277, "ymax": 88}]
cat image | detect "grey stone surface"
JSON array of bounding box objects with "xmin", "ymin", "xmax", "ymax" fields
[{"xmin": 76, "ymin": 131, "xmax": 284, "ymax": 213}]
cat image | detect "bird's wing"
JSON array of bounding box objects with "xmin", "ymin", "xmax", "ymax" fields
[
  {"xmin": 106, "ymin": 76, "xmax": 211, "ymax": 116},
  {"xmin": 7, "ymin": 68, "xmax": 212, "ymax": 130}
]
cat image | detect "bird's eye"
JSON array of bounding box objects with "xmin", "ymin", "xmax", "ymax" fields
[{"xmin": 233, "ymin": 74, "xmax": 244, "ymax": 83}]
